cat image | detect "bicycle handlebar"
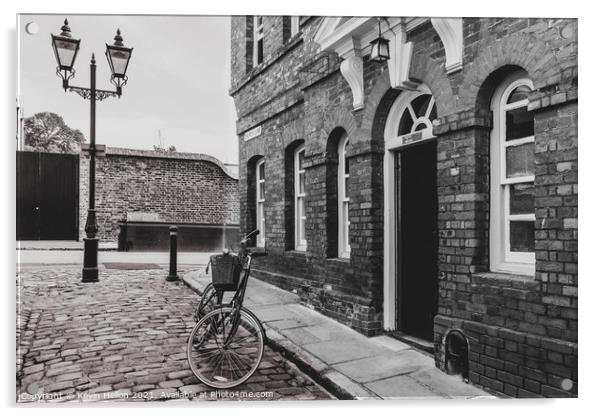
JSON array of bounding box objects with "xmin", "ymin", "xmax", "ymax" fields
[
  {"xmin": 241, "ymin": 229, "xmax": 260, "ymax": 245},
  {"xmin": 239, "ymin": 230, "xmax": 268, "ymax": 258}
]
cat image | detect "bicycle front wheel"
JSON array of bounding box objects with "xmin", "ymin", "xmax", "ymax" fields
[{"xmin": 187, "ymin": 307, "xmax": 264, "ymax": 389}]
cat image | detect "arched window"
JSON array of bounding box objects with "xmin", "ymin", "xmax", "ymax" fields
[
  {"xmin": 338, "ymin": 135, "xmax": 350, "ymax": 257},
  {"xmin": 256, "ymin": 158, "xmax": 266, "ymax": 247},
  {"xmin": 397, "ymin": 94, "xmax": 437, "ymax": 136},
  {"xmin": 490, "ymin": 72, "xmax": 535, "ymax": 275},
  {"xmin": 294, "ymin": 145, "xmax": 307, "ymax": 251}
]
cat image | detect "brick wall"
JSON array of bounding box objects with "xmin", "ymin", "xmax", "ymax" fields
[
  {"xmin": 429, "ymin": 18, "xmax": 578, "ymax": 398},
  {"xmin": 231, "ymin": 16, "xmax": 577, "ymax": 396},
  {"xmin": 79, "ymin": 147, "xmax": 239, "ymax": 241}
]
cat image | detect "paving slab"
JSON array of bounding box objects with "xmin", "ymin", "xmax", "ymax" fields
[
  {"xmin": 279, "ymin": 327, "xmax": 323, "ymax": 345},
  {"xmin": 299, "ymin": 322, "xmax": 366, "ymax": 343},
  {"xmin": 370, "ymin": 335, "xmax": 412, "ymax": 352},
  {"xmin": 408, "ymin": 368, "xmax": 490, "ymax": 398},
  {"xmin": 293, "ymin": 338, "xmax": 390, "ymax": 366},
  {"xmin": 245, "ymin": 280, "xmax": 299, "ymax": 306},
  {"xmin": 332, "ymin": 350, "xmax": 434, "ymax": 384},
  {"xmin": 365, "ymin": 374, "xmax": 441, "ymax": 399}
]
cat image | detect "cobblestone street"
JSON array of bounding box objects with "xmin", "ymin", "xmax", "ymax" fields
[{"xmin": 16, "ymin": 266, "xmax": 333, "ymax": 402}]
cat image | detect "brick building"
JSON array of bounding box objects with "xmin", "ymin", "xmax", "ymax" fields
[{"xmin": 230, "ymin": 17, "xmax": 577, "ymax": 397}]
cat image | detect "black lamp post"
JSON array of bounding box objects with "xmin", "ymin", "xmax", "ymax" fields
[{"xmin": 51, "ymin": 19, "xmax": 133, "ymax": 283}]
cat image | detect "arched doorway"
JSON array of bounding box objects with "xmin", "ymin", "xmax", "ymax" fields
[{"xmin": 382, "ymin": 84, "xmax": 439, "ymax": 341}]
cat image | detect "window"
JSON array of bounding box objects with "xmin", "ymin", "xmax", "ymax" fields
[
  {"xmin": 294, "ymin": 145, "xmax": 307, "ymax": 251},
  {"xmin": 398, "ymin": 94, "xmax": 437, "ymax": 136},
  {"xmin": 253, "ymin": 16, "xmax": 264, "ymax": 66},
  {"xmin": 490, "ymin": 73, "xmax": 535, "ymax": 276},
  {"xmin": 283, "ymin": 16, "xmax": 300, "ymax": 43},
  {"xmin": 291, "ymin": 16, "xmax": 300, "ymax": 37},
  {"xmin": 338, "ymin": 136, "xmax": 350, "ymax": 257},
  {"xmin": 256, "ymin": 158, "xmax": 266, "ymax": 247}
]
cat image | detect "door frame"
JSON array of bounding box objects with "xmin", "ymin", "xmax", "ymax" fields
[{"xmin": 382, "ymin": 85, "xmax": 437, "ymax": 330}]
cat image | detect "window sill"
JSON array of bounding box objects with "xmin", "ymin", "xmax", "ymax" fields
[
  {"xmin": 490, "ymin": 261, "xmax": 535, "ymax": 277},
  {"xmin": 285, "ymin": 250, "xmax": 307, "ymax": 258},
  {"xmin": 473, "ymin": 271, "xmax": 534, "ymax": 281},
  {"xmin": 471, "ymin": 271, "xmax": 540, "ymax": 290},
  {"xmin": 327, "ymin": 257, "xmax": 350, "ymax": 264}
]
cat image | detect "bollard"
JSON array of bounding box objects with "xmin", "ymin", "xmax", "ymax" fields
[{"xmin": 166, "ymin": 226, "xmax": 178, "ymax": 281}]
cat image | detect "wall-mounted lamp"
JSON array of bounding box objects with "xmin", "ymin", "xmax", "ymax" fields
[{"xmin": 369, "ymin": 18, "xmax": 390, "ymax": 63}]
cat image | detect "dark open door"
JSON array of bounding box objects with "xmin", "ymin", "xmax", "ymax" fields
[
  {"xmin": 17, "ymin": 151, "xmax": 79, "ymax": 240},
  {"xmin": 395, "ymin": 140, "xmax": 438, "ymax": 341}
]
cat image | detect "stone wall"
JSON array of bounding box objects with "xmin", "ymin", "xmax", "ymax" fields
[{"xmin": 79, "ymin": 147, "xmax": 239, "ymax": 241}]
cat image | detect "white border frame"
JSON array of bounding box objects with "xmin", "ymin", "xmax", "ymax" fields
[
  {"xmin": 338, "ymin": 135, "xmax": 351, "ymax": 258},
  {"xmin": 382, "ymin": 85, "xmax": 436, "ymax": 330},
  {"xmin": 291, "ymin": 16, "xmax": 300, "ymax": 36},
  {"xmin": 253, "ymin": 15, "xmax": 264, "ymax": 67},
  {"xmin": 490, "ymin": 73, "xmax": 536, "ymax": 276},
  {"xmin": 294, "ymin": 145, "xmax": 307, "ymax": 251},
  {"xmin": 256, "ymin": 158, "xmax": 266, "ymax": 247}
]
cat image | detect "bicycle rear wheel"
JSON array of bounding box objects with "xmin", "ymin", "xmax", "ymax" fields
[
  {"xmin": 187, "ymin": 307, "xmax": 264, "ymax": 389},
  {"xmin": 194, "ymin": 283, "xmax": 220, "ymax": 322}
]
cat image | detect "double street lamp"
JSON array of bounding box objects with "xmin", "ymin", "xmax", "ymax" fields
[{"xmin": 51, "ymin": 19, "xmax": 133, "ymax": 282}]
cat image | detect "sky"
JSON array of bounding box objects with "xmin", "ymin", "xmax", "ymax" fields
[{"xmin": 18, "ymin": 14, "xmax": 239, "ymax": 164}]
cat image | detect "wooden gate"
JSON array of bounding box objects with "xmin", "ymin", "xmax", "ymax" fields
[{"xmin": 16, "ymin": 151, "xmax": 80, "ymax": 240}]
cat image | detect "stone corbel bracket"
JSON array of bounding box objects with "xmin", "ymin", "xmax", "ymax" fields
[
  {"xmin": 339, "ymin": 38, "xmax": 364, "ymax": 111},
  {"xmin": 385, "ymin": 23, "xmax": 418, "ymax": 91},
  {"xmin": 431, "ymin": 18, "xmax": 463, "ymax": 74}
]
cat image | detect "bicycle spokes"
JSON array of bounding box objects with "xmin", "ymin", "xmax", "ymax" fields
[{"xmin": 187, "ymin": 308, "xmax": 264, "ymax": 389}]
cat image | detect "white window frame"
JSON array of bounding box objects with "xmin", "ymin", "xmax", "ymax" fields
[
  {"xmin": 338, "ymin": 136, "xmax": 351, "ymax": 258},
  {"xmin": 256, "ymin": 158, "xmax": 266, "ymax": 247},
  {"xmin": 253, "ymin": 16, "xmax": 264, "ymax": 67},
  {"xmin": 294, "ymin": 145, "xmax": 307, "ymax": 251},
  {"xmin": 291, "ymin": 16, "xmax": 300, "ymax": 37},
  {"xmin": 490, "ymin": 73, "xmax": 535, "ymax": 276}
]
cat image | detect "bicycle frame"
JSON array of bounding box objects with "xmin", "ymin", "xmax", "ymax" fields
[
  {"xmin": 188, "ymin": 229, "xmax": 267, "ymax": 388},
  {"xmin": 209, "ymin": 231, "xmax": 264, "ymax": 346}
]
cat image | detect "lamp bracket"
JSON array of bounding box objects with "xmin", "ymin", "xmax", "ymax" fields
[
  {"xmin": 68, "ymin": 86, "xmax": 120, "ymax": 101},
  {"xmin": 110, "ymin": 74, "xmax": 128, "ymax": 92},
  {"xmin": 56, "ymin": 66, "xmax": 76, "ymax": 85}
]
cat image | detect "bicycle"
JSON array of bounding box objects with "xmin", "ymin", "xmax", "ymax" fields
[{"xmin": 187, "ymin": 229, "xmax": 267, "ymax": 389}]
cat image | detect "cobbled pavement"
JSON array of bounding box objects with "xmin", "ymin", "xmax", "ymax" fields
[{"xmin": 16, "ymin": 266, "xmax": 333, "ymax": 402}]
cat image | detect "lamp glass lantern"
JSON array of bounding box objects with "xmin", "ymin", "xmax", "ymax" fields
[
  {"xmin": 105, "ymin": 30, "xmax": 133, "ymax": 79},
  {"xmin": 51, "ymin": 21, "xmax": 81, "ymax": 71},
  {"xmin": 369, "ymin": 19, "xmax": 390, "ymax": 63}
]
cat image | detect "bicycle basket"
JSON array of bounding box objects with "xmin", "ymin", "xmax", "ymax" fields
[{"xmin": 209, "ymin": 253, "xmax": 243, "ymax": 291}]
